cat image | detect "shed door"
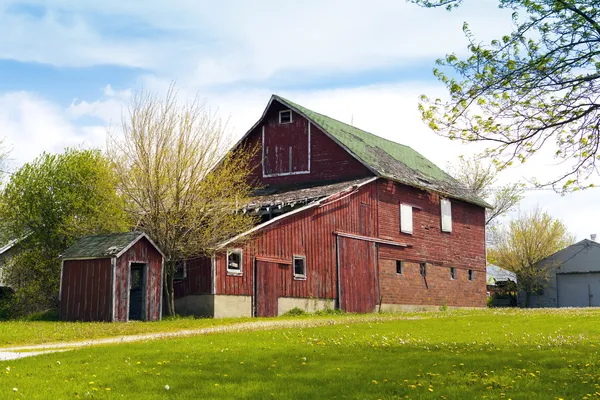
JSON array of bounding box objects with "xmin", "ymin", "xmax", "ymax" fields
[
  {"xmin": 558, "ymin": 273, "xmax": 600, "ymax": 307},
  {"xmin": 129, "ymin": 263, "xmax": 146, "ymax": 320},
  {"xmin": 338, "ymin": 237, "xmax": 378, "ymax": 313},
  {"xmin": 255, "ymin": 260, "xmax": 279, "ymax": 317}
]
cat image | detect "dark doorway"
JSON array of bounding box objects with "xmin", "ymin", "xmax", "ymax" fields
[
  {"xmin": 255, "ymin": 260, "xmax": 279, "ymax": 317},
  {"xmin": 129, "ymin": 263, "xmax": 146, "ymax": 321}
]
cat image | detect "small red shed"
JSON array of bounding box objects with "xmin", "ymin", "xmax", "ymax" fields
[{"xmin": 59, "ymin": 232, "xmax": 164, "ymax": 322}]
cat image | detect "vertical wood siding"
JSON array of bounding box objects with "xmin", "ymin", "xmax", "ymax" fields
[
  {"xmin": 244, "ymin": 103, "xmax": 372, "ymax": 186},
  {"xmin": 215, "ymin": 181, "xmax": 378, "ymax": 300},
  {"xmin": 174, "ymin": 257, "xmax": 212, "ymax": 298},
  {"xmin": 339, "ymin": 237, "xmax": 378, "ymax": 313},
  {"xmin": 255, "ymin": 260, "xmax": 279, "ymax": 317},
  {"xmin": 60, "ymin": 258, "xmax": 112, "ymax": 322},
  {"xmin": 115, "ymin": 238, "xmax": 163, "ymax": 321}
]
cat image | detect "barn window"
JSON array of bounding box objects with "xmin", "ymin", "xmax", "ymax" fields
[
  {"xmin": 227, "ymin": 249, "xmax": 243, "ymax": 275},
  {"xmin": 441, "ymin": 198, "xmax": 452, "ymax": 233},
  {"xmin": 174, "ymin": 260, "xmax": 187, "ymax": 280},
  {"xmin": 396, "ymin": 260, "xmax": 404, "ymax": 275},
  {"xmin": 279, "ymin": 110, "xmax": 292, "ymax": 124},
  {"xmin": 400, "ymin": 203, "xmax": 413, "ymax": 234},
  {"xmin": 420, "ymin": 263, "xmax": 427, "ymax": 277},
  {"xmin": 468, "ymin": 269, "xmax": 473, "ymax": 281},
  {"xmin": 293, "ymin": 255, "xmax": 306, "ymax": 279},
  {"xmin": 450, "ymin": 267, "xmax": 456, "ymax": 280}
]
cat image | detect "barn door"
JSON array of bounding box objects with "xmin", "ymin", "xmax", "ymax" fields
[
  {"xmin": 337, "ymin": 236, "xmax": 378, "ymax": 313},
  {"xmin": 129, "ymin": 263, "xmax": 146, "ymax": 321},
  {"xmin": 255, "ymin": 260, "xmax": 279, "ymax": 317}
]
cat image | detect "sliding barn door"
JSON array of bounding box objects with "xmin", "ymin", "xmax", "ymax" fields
[
  {"xmin": 255, "ymin": 260, "xmax": 279, "ymax": 317},
  {"xmin": 338, "ymin": 237, "xmax": 378, "ymax": 313}
]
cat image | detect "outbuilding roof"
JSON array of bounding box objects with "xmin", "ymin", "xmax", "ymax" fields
[
  {"xmin": 272, "ymin": 95, "xmax": 491, "ymax": 208},
  {"xmin": 61, "ymin": 232, "xmax": 164, "ymax": 260}
]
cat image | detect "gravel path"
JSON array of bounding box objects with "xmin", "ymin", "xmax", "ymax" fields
[{"xmin": 0, "ymin": 314, "xmax": 416, "ymax": 360}]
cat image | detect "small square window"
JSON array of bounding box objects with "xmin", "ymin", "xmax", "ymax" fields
[
  {"xmin": 174, "ymin": 260, "xmax": 187, "ymax": 280},
  {"xmin": 293, "ymin": 256, "xmax": 306, "ymax": 279},
  {"xmin": 420, "ymin": 263, "xmax": 427, "ymax": 277},
  {"xmin": 468, "ymin": 269, "xmax": 473, "ymax": 281},
  {"xmin": 450, "ymin": 267, "xmax": 456, "ymax": 280},
  {"xmin": 279, "ymin": 110, "xmax": 292, "ymax": 124},
  {"xmin": 227, "ymin": 249, "xmax": 243, "ymax": 275},
  {"xmin": 396, "ymin": 260, "xmax": 404, "ymax": 275}
]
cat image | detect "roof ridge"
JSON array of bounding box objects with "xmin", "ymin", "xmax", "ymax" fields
[{"xmin": 274, "ymin": 95, "xmax": 413, "ymax": 151}]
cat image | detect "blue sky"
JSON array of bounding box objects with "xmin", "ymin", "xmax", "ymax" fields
[{"xmin": 0, "ymin": 0, "xmax": 597, "ymax": 240}]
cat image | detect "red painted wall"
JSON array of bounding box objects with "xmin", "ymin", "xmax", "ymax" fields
[
  {"xmin": 215, "ymin": 180, "xmax": 378, "ymax": 299},
  {"xmin": 376, "ymin": 180, "xmax": 487, "ymax": 307},
  {"xmin": 60, "ymin": 258, "xmax": 112, "ymax": 322},
  {"xmin": 208, "ymin": 178, "xmax": 486, "ymax": 310},
  {"xmin": 244, "ymin": 101, "xmax": 372, "ymax": 186},
  {"xmin": 174, "ymin": 257, "xmax": 212, "ymax": 298},
  {"xmin": 114, "ymin": 237, "xmax": 163, "ymax": 322}
]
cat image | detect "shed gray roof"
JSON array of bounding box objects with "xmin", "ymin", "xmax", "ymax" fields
[
  {"xmin": 486, "ymin": 264, "xmax": 517, "ymax": 285},
  {"xmin": 61, "ymin": 232, "xmax": 153, "ymax": 259}
]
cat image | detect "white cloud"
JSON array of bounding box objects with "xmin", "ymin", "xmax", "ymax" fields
[
  {"xmin": 0, "ymin": 0, "xmax": 514, "ymax": 85},
  {"xmin": 0, "ymin": 91, "xmax": 105, "ymax": 169}
]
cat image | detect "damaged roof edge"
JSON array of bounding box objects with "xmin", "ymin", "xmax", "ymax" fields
[{"xmin": 216, "ymin": 177, "xmax": 379, "ymax": 250}]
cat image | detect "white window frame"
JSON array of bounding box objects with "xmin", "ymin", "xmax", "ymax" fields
[
  {"xmin": 441, "ymin": 198, "xmax": 452, "ymax": 233},
  {"xmin": 400, "ymin": 203, "xmax": 413, "ymax": 234},
  {"xmin": 227, "ymin": 249, "xmax": 243, "ymax": 275},
  {"xmin": 293, "ymin": 255, "xmax": 307, "ymax": 280},
  {"xmin": 279, "ymin": 109, "xmax": 293, "ymax": 124}
]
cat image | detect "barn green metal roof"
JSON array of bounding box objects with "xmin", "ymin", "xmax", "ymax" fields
[
  {"xmin": 61, "ymin": 232, "xmax": 145, "ymax": 259},
  {"xmin": 274, "ymin": 95, "xmax": 490, "ymax": 208}
]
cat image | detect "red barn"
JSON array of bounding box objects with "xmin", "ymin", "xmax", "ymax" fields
[
  {"xmin": 174, "ymin": 96, "xmax": 490, "ymax": 317},
  {"xmin": 60, "ymin": 232, "xmax": 164, "ymax": 322}
]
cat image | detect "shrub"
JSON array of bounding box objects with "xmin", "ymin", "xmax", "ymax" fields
[
  {"xmin": 314, "ymin": 308, "xmax": 345, "ymax": 316},
  {"xmin": 282, "ymin": 307, "xmax": 307, "ymax": 316}
]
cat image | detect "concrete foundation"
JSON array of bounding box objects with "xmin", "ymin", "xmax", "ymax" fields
[
  {"xmin": 175, "ymin": 295, "xmax": 252, "ymax": 318},
  {"xmin": 278, "ymin": 297, "xmax": 335, "ymax": 315}
]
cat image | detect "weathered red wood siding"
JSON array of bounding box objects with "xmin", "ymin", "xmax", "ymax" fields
[
  {"xmin": 338, "ymin": 237, "xmax": 377, "ymax": 313},
  {"xmin": 60, "ymin": 258, "xmax": 112, "ymax": 322},
  {"xmin": 244, "ymin": 102, "xmax": 372, "ymax": 186},
  {"xmin": 215, "ymin": 181, "xmax": 378, "ymax": 300},
  {"xmin": 174, "ymin": 257, "xmax": 212, "ymax": 298},
  {"xmin": 114, "ymin": 237, "xmax": 163, "ymax": 321},
  {"xmin": 376, "ymin": 180, "xmax": 487, "ymax": 307}
]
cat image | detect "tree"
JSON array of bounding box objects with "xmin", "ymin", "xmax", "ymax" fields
[
  {"xmin": 410, "ymin": 0, "xmax": 600, "ymax": 191},
  {"xmin": 0, "ymin": 149, "xmax": 128, "ymax": 315},
  {"xmin": 447, "ymin": 155, "xmax": 524, "ymax": 226},
  {"xmin": 108, "ymin": 86, "xmax": 257, "ymax": 317},
  {"xmin": 487, "ymin": 207, "xmax": 574, "ymax": 307}
]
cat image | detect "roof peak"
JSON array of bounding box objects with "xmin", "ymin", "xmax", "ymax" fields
[{"xmin": 271, "ymin": 95, "xmax": 490, "ymax": 208}]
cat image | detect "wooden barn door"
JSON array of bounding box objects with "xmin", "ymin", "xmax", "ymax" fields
[
  {"xmin": 255, "ymin": 260, "xmax": 279, "ymax": 317},
  {"xmin": 338, "ymin": 237, "xmax": 378, "ymax": 313}
]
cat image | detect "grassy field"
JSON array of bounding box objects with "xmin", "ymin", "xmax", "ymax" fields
[{"xmin": 2, "ymin": 308, "xmax": 600, "ymax": 399}]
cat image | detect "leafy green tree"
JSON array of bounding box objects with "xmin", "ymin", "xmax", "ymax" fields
[
  {"xmin": 410, "ymin": 0, "xmax": 600, "ymax": 190},
  {"xmin": 0, "ymin": 149, "xmax": 128, "ymax": 315},
  {"xmin": 487, "ymin": 207, "xmax": 574, "ymax": 307},
  {"xmin": 108, "ymin": 85, "xmax": 257, "ymax": 317}
]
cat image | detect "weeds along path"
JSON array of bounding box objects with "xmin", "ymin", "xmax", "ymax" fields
[{"xmin": 0, "ymin": 314, "xmax": 423, "ymax": 355}]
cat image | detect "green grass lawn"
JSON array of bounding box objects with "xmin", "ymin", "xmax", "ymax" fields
[{"xmin": 2, "ymin": 309, "xmax": 600, "ymax": 399}]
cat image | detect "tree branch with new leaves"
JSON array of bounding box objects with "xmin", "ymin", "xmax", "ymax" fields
[{"xmin": 409, "ymin": 0, "xmax": 600, "ymax": 191}]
